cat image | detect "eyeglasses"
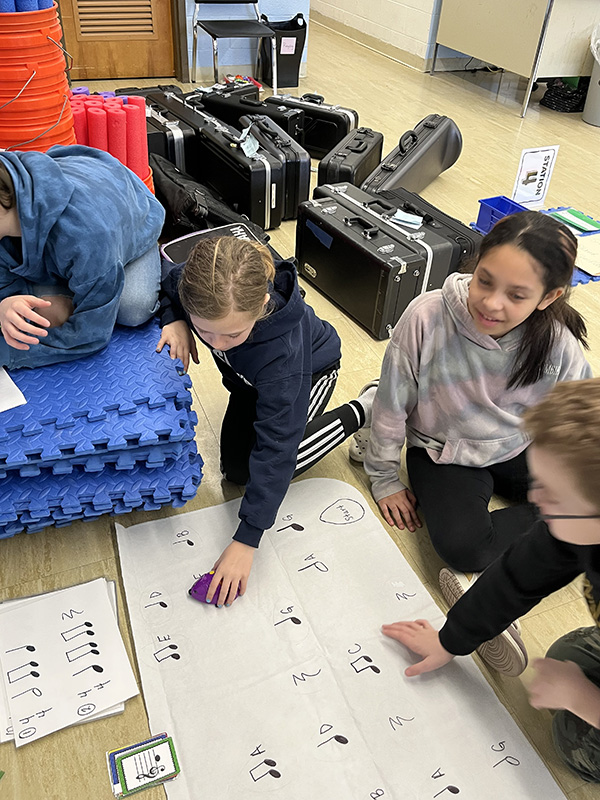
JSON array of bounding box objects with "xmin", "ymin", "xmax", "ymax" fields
[{"xmin": 528, "ymin": 482, "xmax": 600, "ymax": 520}]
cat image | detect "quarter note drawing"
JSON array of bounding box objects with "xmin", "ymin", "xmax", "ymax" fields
[
  {"xmin": 7, "ymin": 662, "xmax": 40, "ymax": 683},
  {"xmin": 154, "ymin": 644, "xmax": 180, "ymax": 663},
  {"xmin": 144, "ymin": 600, "xmax": 168, "ymax": 609},
  {"xmin": 66, "ymin": 642, "xmax": 100, "ymax": 662},
  {"xmin": 317, "ymin": 725, "xmax": 349, "ymax": 748},
  {"xmin": 249, "ymin": 759, "xmax": 281, "ymax": 782},
  {"xmin": 5, "ymin": 645, "xmax": 35, "ymax": 653},
  {"xmin": 277, "ymin": 523, "xmax": 305, "ymax": 532},
  {"xmin": 350, "ymin": 655, "xmax": 381, "ymax": 674},
  {"xmin": 72, "ymin": 663, "xmax": 104, "ymax": 677},
  {"xmin": 61, "ymin": 621, "xmax": 94, "ymax": 641},
  {"xmin": 274, "ymin": 616, "xmax": 301, "ymax": 627},
  {"xmin": 434, "ymin": 787, "xmax": 460, "ymax": 798}
]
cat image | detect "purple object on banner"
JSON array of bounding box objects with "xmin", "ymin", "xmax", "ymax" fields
[
  {"xmin": 0, "ymin": 0, "xmax": 17, "ymax": 11},
  {"xmin": 189, "ymin": 572, "xmax": 241, "ymax": 605},
  {"xmin": 72, "ymin": 87, "xmax": 90, "ymax": 96},
  {"xmin": 15, "ymin": 0, "xmax": 37, "ymax": 10}
]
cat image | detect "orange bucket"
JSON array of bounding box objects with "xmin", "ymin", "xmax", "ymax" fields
[
  {"xmin": 142, "ymin": 167, "xmax": 155, "ymax": 194},
  {"xmin": 0, "ymin": 4, "xmax": 65, "ymax": 62},
  {"xmin": 0, "ymin": 86, "xmax": 70, "ymax": 122}
]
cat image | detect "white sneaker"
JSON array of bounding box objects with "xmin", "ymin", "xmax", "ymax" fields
[
  {"xmin": 438, "ymin": 567, "xmax": 528, "ymax": 677},
  {"xmin": 349, "ymin": 381, "xmax": 379, "ymax": 463}
]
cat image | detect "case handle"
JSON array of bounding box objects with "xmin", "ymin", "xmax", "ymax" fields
[
  {"xmin": 240, "ymin": 98, "xmax": 264, "ymax": 107},
  {"xmin": 347, "ymin": 141, "xmax": 367, "ymax": 153},
  {"xmin": 300, "ymin": 93, "xmax": 325, "ymax": 105},
  {"xmin": 343, "ymin": 216, "xmax": 379, "ymax": 239},
  {"xmin": 398, "ymin": 130, "xmax": 418, "ymax": 155}
]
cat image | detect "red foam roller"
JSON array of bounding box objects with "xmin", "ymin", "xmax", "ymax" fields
[
  {"xmin": 106, "ymin": 106, "xmax": 127, "ymax": 166},
  {"xmin": 71, "ymin": 105, "xmax": 88, "ymax": 146},
  {"xmin": 86, "ymin": 107, "xmax": 108, "ymax": 151},
  {"xmin": 124, "ymin": 103, "xmax": 148, "ymax": 179},
  {"xmin": 82, "ymin": 97, "xmax": 104, "ymax": 106},
  {"xmin": 105, "ymin": 97, "xmax": 125, "ymax": 106},
  {"xmin": 126, "ymin": 95, "xmax": 146, "ymax": 112}
]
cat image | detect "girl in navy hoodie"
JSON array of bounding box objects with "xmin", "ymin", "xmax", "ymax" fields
[{"xmin": 158, "ymin": 235, "xmax": 376, "ymax": 607}]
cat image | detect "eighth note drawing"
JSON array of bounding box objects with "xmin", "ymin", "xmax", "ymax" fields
[
  {"xmin": 351, "ymin": 656, "xmax": 381, "ymax": 675},
  {"xmin": 277, "ymin": 523, "xmax": 305, "ymax": 532},
  {"xmin": 66, "ymin": 642, "xmax": 100, "ymax": 662},
  {"xmin": 154, "ymin": 644, "xmax": 180, "ymax": 663},
  {"xmin": 317, "ymin": 734, "xmax": 349, "ymax": 747},
  {"xmin": 7, "ymin": 662, "xmax": 40, "ymax": 683},
  {"xmin": 61, "ymin": 621, "xmax": 94, "ymax": 641},
  {"xmin": 72, "ymin": 664, "xmax": 104, "ymax": 677},
  {"xmin": 6, "ymin": 644, "xmax": 35, "ymax": 653},
  {"xmin": 249, "ymin": 759, "xmax": 281, "ymax": 782},
  {"xmin": 274, "ymin": 616, "xmax": 302, "ymax": 627}
]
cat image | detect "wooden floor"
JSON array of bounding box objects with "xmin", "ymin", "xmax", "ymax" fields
[{"xmin": 2, "ymin": 20, "xmax": 600, "ymax": 800}]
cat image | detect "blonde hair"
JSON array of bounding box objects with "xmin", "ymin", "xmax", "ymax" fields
[
  {"xmin": 178, "ymin": 236, "xmax": 276, "ymax": 321},
  {"xmin": 523, "ymin": 378, "xmax": 600, "ymax": 512}
]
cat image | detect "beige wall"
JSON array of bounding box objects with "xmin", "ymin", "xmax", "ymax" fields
[{"xmin": 311, "ymin": 0, "xmax": 439, "ymax": 70}]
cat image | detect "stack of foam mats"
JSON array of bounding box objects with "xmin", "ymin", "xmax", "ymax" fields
[{"xmin": 0, "ymin": 320, "xmax": 202, "ymax": 538}]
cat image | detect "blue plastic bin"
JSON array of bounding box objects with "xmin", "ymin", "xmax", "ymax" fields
[{"xmin": 475, "ymin": 196, "xmax": 527, "ymax": 234}]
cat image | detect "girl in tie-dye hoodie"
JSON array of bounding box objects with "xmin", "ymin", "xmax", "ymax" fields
[{"xmin": 360, "ymin": 211, "xmax": 591, "ymax": 574}]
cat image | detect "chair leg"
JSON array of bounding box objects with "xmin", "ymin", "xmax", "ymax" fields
[
  {"xmin": 212, "ymin": 37, "xmax": 219, "ymax": 85},
  {"xmin": 192, "ymin": 26, "xmax": 198, "ymax": 83},
  {"xmin": 270, "ymin": 36, "xmax": 278, "ymax": 95}
]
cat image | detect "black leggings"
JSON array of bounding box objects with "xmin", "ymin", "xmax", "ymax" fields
[
  {"xmin": 406, "ymin": 446, "xmax": 539, "ymax": 572},
  {"xmin": 220, "ymin": 364, "xmax": 363, "ymax": 485}
]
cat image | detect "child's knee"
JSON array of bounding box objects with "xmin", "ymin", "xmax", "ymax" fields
[{"xmin": 552, "ymin": 710, "xmax": 600, "ymax": 782}]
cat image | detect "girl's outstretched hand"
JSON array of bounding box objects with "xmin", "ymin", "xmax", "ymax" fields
[
  {"xmin": 382, "ymin": 619, "xmax": 454, "ymax": 676},
  {"xmin": 207, "ymin": 541, "xmax": 255, "ymax": 607},
  {"xmin": 156, "ymin": 320, "xmax": 199, "ymax": 373},
  {"xmin": 378, "ymin": 488, "xmax": 421, "ymax": 532},
  {"xmin": 0, "ymin": 295, "xmax": 51, "ymax": 349}
]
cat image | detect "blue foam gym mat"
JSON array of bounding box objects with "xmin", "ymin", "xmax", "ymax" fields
[
  {"xmin": 0, "ymin": 439, "xmax": 203, "ymax": 538},
  {"xmin": 0, "ymin": 321, "xmax": 195, "ymax": 476},
  {"xmin": 2, "ymin": 319, "xmax": 191, "ymax": 430}
]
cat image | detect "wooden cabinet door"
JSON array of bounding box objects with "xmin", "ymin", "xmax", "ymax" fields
[{"xmin": 58, "ymin": 0, "xmax": 175, "ymax": 80}]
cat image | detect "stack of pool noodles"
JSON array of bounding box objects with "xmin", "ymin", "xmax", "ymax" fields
[
  {"xmin": 0, "ymin": 2, "xmax": 76, "ymax": 151},
  {"xmin": 0, "ymin": 320, "xmax": 202, "ymax": 538},
  {"xmin": 69, "ymin": 90, "xmax": 154, "ymax": 193}
]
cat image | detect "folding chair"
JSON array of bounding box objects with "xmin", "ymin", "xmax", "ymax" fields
[{"xmin": 191, "ymin": 0, "xmax": 278, "ymax": 93}]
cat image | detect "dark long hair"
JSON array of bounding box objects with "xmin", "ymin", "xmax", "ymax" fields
[{"xmin": 474, "ymin": 211, "xmax": 588, "ymax": 388}]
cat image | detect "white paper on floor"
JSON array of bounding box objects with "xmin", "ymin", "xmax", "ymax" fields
[
  {"xmin": 116, "ymin": 478, "xmax": 565, "ymax": 800},
  {"xmin": 0, "ymin": 580, "xmax": 126, "ymax": 744},
  {"xmin": 0, "ymin": 578, "xmax": 138, "ymax": 746},
  {"xmin": 0, "ymin": 367, "xmax": 26, "ymax": 414}
]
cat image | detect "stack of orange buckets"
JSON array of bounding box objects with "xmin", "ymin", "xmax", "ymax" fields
[{"xmin": 0, "ymin": 1, "xmax": 75, "ymax": 152}]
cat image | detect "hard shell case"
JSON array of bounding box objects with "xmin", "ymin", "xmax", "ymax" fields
[
  {"xmin": 199, "ymin": 91, "xmax": 305, "ymax": 143},
  {"xmin": 360, "ymin": 114, "xmax": 462, "ymax": 195},
  {"xmin": 147, "ymin": 91, "xmax": 284, "ymax": 230},
  {"xmin": 296, "ymin": 183, "xmax": 456, "ymax": 339},
  {"xmin": 375, "ymin": 187, "xmax": 483, "ymax": 270},
  {"xmin": 238, "ymin": 114, "xmax": 310, "ymax": 220},
  {"xmin": 317, "ymin": 127, "xmax": 384, "ymax": 187},
  {"xmin": 264, "ymin": 93, "xmax": 359, "ymax": 158}
]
